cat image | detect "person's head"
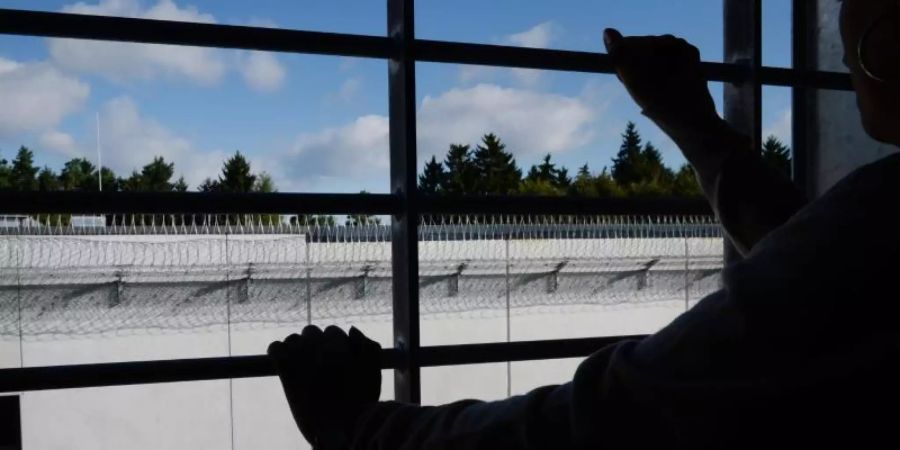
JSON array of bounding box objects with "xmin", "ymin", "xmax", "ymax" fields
[{"xmin": 840, "ymin": 0, "xmax": 900, "ymax": 144}]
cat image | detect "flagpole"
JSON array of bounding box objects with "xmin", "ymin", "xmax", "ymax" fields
[{"xmin": 96, "ymin": 112, "xmax": 102, "ymax": 192}]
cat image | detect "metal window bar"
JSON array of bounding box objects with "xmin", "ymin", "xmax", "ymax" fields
[
  {"xmin": 0, "ymin": 2, "xmax": 835, "ymax": 396},
  {"xmin": 792, "ymin": 0, "xmax": 816, "ymax": 195},
  {"xmin": 387, "ymin": 0, "xmax": 421, "ymax": 404},
  {"xmin": 722, "ymin": 0, "xmax": 762, "ymax": 264}
]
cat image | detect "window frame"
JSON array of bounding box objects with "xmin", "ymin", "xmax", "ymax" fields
[{"xmin": 0, "ymin": 1, "xmax": 851, "ymax": 404}]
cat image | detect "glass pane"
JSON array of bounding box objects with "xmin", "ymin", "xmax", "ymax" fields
[
  {"xmin": 510, "ymin": 358, "xmax": 582, "ymax": 395},
  {"xmin": 3, "ymin": 211, "xmax": 394, "ymax": 366},
  {"xmin": 420, "ymin": 215, "xmax": 724, "ymax": 345},
  {"xmin": 19, "ymin": 375, "xmax": 391, "ymax": 450},
  {"xmin": 3, "ymin": 0, "xmax": 385, "ymax": 36},
  {"xmin": 422, "ymin": 363, "xmax": 510, "ymax": 405},
  {"xmin": 415, "ymin": 64, "xmax": 724, "ymax": 193},
  {"xmin": 0, "ymin": 36, "xmax": 388, "ymax": 194},
  {"xmin": 17, "ymin": 229, "xmax": 231, "ymax": 366},
  {"xmin": 233, "ymin": 378, "xmax": 306, "ymax": 450},
  {"xmin": 417, "ymin": 0, "xmax": 724, "ymax": 62},
  {"xmin": 307, "ymin": 217, "xmax": 393, "ymax": 349},
  {"xmin": 225, "ymin": 214, "xmax": 395, "ymax": 354},
  {"xmin": 232, "ymin": 372, "xmax": 394, "ymax": 450},
  {"xmin": 0, "ymin": 235, "xmax": 20, "ymax": 369},
  {"xmin": 508, "ymin": 216, "xmax": 722, "ymax": 342},
  {"xmin": 763, "ymin": 0, "xmax": 792, "ymax": 68},
  {"xmin": 686, "ymin": 232, "xmax": 724, "ymax": 310},
  {"xmin": 763, "ymin": 86, "xmax": 792, "ymax": 154},
  {"xmin": 21, "ymin": 380, "xmax": 232, "ymax": 450},
  {"xmin": 420, "ymin": 227, "xmax": 509, "ymax": 346},
  {"xmin": 227, "ymin": 232, "xmax": 311, "ymax": 357},
  {"xmin": 416, "ymin": 62, "xmax": 725, "ymax": 345}
]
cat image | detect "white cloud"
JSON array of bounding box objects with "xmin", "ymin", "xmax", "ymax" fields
[
  {"xmin": 51, "ymin": 0, "xmax": 223, "ymax": 85},
  {"xmin": 50, "ymin": 1, "xmax": 285, "ymax": 91},
  {"xmin": 0, "ymin": 57, "xmax": 90, "ymax": 137},
  {"xmin": 273, "ymin": 115, "xmax": 390, "ymax": 191},
  {"xmin": 262, "ymin": 83, "xmax": 597, "ymax": 191},
  {"xmin": 0, "ymin": 58, "xmax": 20, "ymax": 73},
  {"xmin": 510, "ymin": 68, "xmax": 542, "ymax": 86},
  {"xmin": 337, "ymin": 78, "xmax": 362, "ymax": 102},
  {"xmin": 457, "ymin": 65, "xmax": 496, "ymax": 84},
  {"xmin": 40, "ymin": 130, "xmax": 79, "ymax": 157},
  {"xmin": 418, "ymin": 84, "xmax": 595, "ymax": 160},
  {"xmin": 505, "ymin": 22, "xmax": 557, "ymax": 49},
  {"xmin": 237, "ymin": 51, "xmax": 286, "ymax": 92},
  {"xmin": 61, "ymin": 0, "xmax": 216, "ymax": 24},
  {"xmin": 91, "ymin": 96, "xmax": 226, "ymax": 186},
  {"xmin": 457, "ymin": 22, "xmax": 560, "ymax": 86},
  {"xmin": 245, "ymin": 17, "xmax": 279, "ymax": 28},
  {"xmin": 765, "ymin": 108, "xmax": 792, "ymax": 144}
]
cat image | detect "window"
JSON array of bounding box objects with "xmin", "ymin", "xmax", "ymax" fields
[{"xmin": 0, "ymin": 1, "xmax": 855, "ymax": 449}]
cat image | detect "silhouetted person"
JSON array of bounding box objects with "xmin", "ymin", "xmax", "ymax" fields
[{"xmin": 268, "ymin": 1, "xmax": 900, "ymax": 448}]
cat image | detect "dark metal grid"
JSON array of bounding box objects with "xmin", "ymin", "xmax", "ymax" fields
[
  {"xmin": 387, "ymin": 0, "xmax": 421, "ymax": 404},
  {"xmin": 0, "ymin": 2, "xmax": 824, "ymax": 396},
  {"xmin": 0, "ymin": 8, "xmax": 853, "ymax": 91},
  {"xmin": 792, "ymin": 0, "xmax": 816, "ymax": 195}
]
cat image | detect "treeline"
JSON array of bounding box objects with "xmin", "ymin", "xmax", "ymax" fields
[
  {"xmin": 0, "ymin": 148, "xmax": 382, "ymax": 226},
  {"xmin": 419, "ymin": 122, "xmax": 792, "ymax": 198},
  {"xmin": 0, "ymin": 149, "xmax": 269, "ymax": 194},
  {"xmin": 2, "ymin": 121, "xmax": 791, "ymax": 227}
]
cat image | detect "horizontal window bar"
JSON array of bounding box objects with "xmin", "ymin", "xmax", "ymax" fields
[
  {"xmin": 0, "ymin": 336, "xmax": 639, "ymax": 393},
  {"xmin": 0, "ymin": 192, "xmax": 400, "ymax": 215},
  {"xmin": 415, "ymin": 40, "xmax": 852, "ymax": 90},
  {"xmin": 416, "ymin": 335, "xmax": 641, "ymax": 367},
  {"xmin": 417, "ymin": 39, "xmax": 743, "ymax": 84},
  {"xmin": 0, "ymin": 8, "xmax": 853, "ymax": 91}
]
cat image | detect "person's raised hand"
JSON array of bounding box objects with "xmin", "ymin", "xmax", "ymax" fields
[
  {"xmin": 268, "ymin": 325, "xmax": 382, "ymax": 450},
  {"xmin": 603, "ymin": 28, "xmax": 721, "ymax": 136}
]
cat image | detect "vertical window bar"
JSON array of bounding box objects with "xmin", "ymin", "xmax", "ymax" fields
[
  {"xmin": 0, "ymin": 395, "xmax": 21, "ymax": 450},
  {"xmin": 723, "ymin": 0, "xmax": 762, "ymax": 263},
  {"xmin": 792, "ymin": 0, "xmax": 815, "ymax": 195},
  {"xmin": 387, "ymin": 0, "xmax": 421, "ymax": 404}
]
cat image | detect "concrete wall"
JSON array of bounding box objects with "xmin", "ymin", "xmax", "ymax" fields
[{"xmin": 811, "ymin": 0, "xmax": 898, "ymax": 196}]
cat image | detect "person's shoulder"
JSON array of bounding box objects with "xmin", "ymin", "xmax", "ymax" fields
[
  {"xmin": 731, "ymin": 151, "xmax": 899, "ymax": 289},
  {"xmin": 827, "ymin": 151, "xmax": 900, "ymax": 196}
]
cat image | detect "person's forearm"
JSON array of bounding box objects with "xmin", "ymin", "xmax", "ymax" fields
[
  {"xmin": 349, "ymin": 385, "xmax": 577, "ymax": 450},
  {"xmin": 663, "ymin": 118, "xmax": 807, "ymax": 255}
]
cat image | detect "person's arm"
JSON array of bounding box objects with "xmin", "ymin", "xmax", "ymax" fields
[
  {"xmin": 665, "ymin": 118, "xmax": 807, "ymax": 255},
  {"xmin": 268, "ymin": 325, "xmax": 602, "ymax": 450},
  {"xmin": 348, "ymin": 384, "xmax": 579, "ymax": 450},
  {"xmin": 603, "ymin": 29, "xmax": 807, "ymax": 255}
]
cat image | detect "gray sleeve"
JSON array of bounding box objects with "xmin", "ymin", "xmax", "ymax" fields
[
  {"xmin": 348, "ymin": 382, "xmax": 580, "ymax": 450},
  {"xmin": 707, "ymin": 148, "xmax": 807, "ymax": 255},
  {"xmin": 667, "ymin": 120, "xmax": 807, "ymax": 256}
]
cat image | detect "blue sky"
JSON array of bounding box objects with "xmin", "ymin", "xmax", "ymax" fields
[{"xmin": 0, "ymin": 0, "xmax": 793, "ymax": 193}]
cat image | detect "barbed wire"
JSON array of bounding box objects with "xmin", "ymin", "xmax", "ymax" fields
[{"xmin": 0, "ymin": 214, "xmax": 723, "ymax": 339}]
